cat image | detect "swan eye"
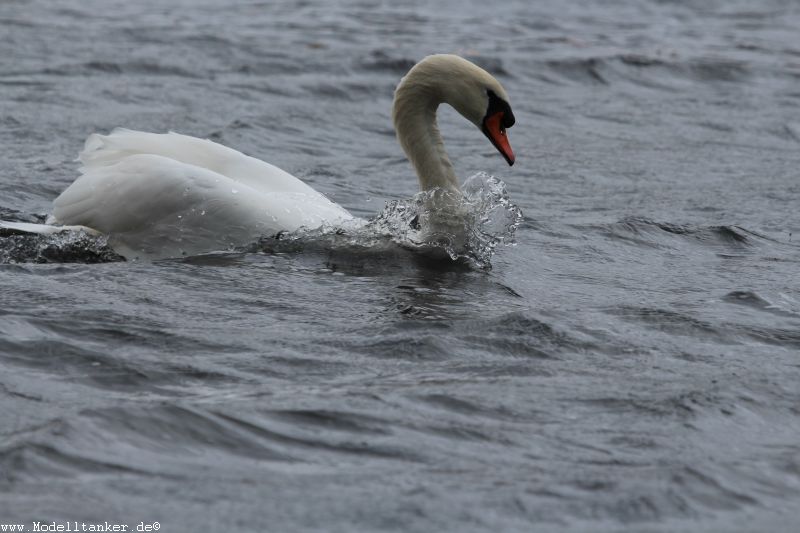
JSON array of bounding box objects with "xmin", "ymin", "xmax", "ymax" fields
[
  {"xmin": 486, "ymin": 89, "xmax": 515, "ymax": 129},
  {"xmin": 482, "ymin": 89, "xmax": 515, "ymax": 165}
]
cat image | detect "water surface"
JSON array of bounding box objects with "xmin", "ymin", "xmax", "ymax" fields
[{"xmin": 1, "ymin": 0, "xmax": 799, "ymax": 531}]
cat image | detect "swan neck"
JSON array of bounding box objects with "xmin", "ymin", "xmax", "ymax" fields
[{"xmin": 392, "ymin": 90, "xmax": 459, "ymax": 193}]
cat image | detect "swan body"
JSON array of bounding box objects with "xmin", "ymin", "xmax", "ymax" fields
[
  {"xmin": 0, "ymin": 55, "xmax": 515, "ymax": 260},
  {"xmin": 47, "ymin": 129, "xmax": 354, "ymax": 258}
]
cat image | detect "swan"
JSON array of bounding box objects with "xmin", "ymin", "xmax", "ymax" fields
[{"xmin": 0, "ymin": 54, "xmax": 516, "ymax": 260}]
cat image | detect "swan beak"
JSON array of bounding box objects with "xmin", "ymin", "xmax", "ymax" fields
[{"xmin": 482, "ymin": 111, "xmax": 515, "ymax": 166}]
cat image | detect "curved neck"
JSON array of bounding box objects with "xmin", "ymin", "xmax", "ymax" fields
[{"xmin": 392, "ymin": 87, "xmax": 460, "ymax": 193}]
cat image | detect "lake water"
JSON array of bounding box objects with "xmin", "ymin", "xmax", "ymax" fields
[{"xmin": 1, "ymin": 0, "xmax": 799, "ymax": 531}]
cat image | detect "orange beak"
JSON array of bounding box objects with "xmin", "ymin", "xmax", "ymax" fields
[{"xmin": 482, "ymin": 111, "xmax": 515, "ymax": 166}]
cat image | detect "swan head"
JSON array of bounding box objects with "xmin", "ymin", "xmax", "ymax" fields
[{"xmin": 394, "ymin": 54, "xmax": 516, "ymax": 166}]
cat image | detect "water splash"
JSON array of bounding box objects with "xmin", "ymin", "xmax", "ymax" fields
[{"xmin": 259, "ymin": 173, "xmax": 523, "ymax": 269}]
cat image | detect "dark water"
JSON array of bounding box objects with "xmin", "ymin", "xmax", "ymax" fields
[{"xmin": 2, "ymin": 0, "xmax": 800, "ymax": 531}]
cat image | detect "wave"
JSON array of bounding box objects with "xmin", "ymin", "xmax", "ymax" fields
[
  {"xmin": 0, "ymin": 231, "xmax": 123, "ymax": 264},
  {"xmin": 542, "ymin": 54, "xmax": 754, "ymax": 88},
  {"xmin": 582, "ymin": 217, "xmax": 779, "ymax": 252},
  {"xmin": 0, "ymin": 404, "xmax": 422, "ymax": 482},
  {"xmin": 0, "ymin": 60, "xmax": 202, "ymax": 79}
]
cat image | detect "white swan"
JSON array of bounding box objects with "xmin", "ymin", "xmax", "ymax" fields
[{"xmin": 0, "ymin": 54, "xmax": 515, "ymax": 260}]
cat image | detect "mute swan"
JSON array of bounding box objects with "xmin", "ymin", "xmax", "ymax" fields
[{"xmin": 0, "ymin": 54, "xmax": 515, "ymax": 259}]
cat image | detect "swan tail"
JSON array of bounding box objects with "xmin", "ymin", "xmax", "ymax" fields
[{"xmin": 0, "ymin": 220, "xmax": 100, "ymax": 237}]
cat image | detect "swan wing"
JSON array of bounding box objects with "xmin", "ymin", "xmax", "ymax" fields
[{"xmin": 79, "ymin": 128, "xmax": 331, "ymax": 197}]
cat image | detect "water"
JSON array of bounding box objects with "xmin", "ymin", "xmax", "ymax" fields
[{"xmin": 1, "ymin": 0, "xmax": 799, "ymax": 531}]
